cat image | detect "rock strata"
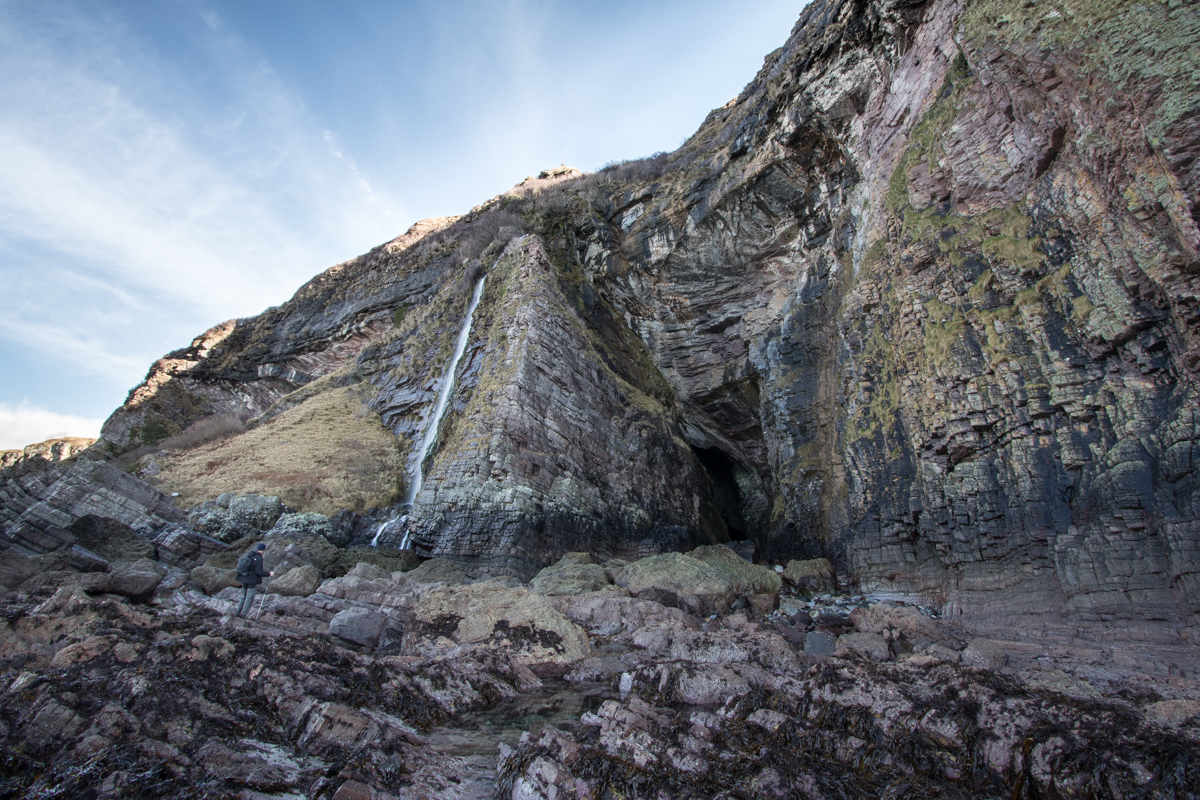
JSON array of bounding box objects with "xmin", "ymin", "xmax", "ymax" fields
[{"xmin": 57, "ymin": 0, "xmax": 1195, "ymax": 651}]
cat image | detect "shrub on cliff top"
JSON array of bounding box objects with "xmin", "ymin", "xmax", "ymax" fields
[{"xmin": 158, "ymin": 413, "xmax": 247, "ymax": 452}]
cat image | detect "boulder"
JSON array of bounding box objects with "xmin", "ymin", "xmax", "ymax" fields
[
  {"xmin": 67, "ymin": 516, "xmax": 156, "ymax": 562},
  {"xmin": 269, "ymin": 565, "xmax": 321, "ymax": 597},
  {"xmin": 615, "ymin": 552, "xmax": 735, "ymax": 616},
  {"xmin": 835, "ymin": 632, "xmax": 890, "ymax": 661},
  {"xmin": 330, "ymin": 608, "xmax": 386, "ymax": 647},
  {"xmin": 0, "ymin": 551, "xmax": 35, "ymax": 591},
  {"xmin": 332, "ymin": 547, "xmax": 418, "ymax": 575},
  {"xmin": 263, "ymin": 536, "xmax": 340, "ymax": 577},
  {"xmin": 688, "ymin": 545, "xmax": 781, "ymax": 595},
  {"xmin": 783, "ymin": 558, "xmax": 835, "ymax": 595},
  {"xmin": 403, "ymin": 581, "xmax": 589, "ymax": 674},
  {"xmin": 530, "ymin": 558, "xmax": 611, "ymax": 596},
  {"xmin": 555, "ymin": 552, "xmax": 594, "ymax": 566},
  {"xmin": 804, "ymin": 631, "xmax": 837, "ymax": 656},
  {"xmin": 961, "ymin": 638, "xmax": 1008, "ymax": 671},
  {"xmin": 723, "ymin": 540, "xmax": 756, "ymax": 562},
  {"xmin": 268, "ymin": 512, "xmax": 333, "ymax": 541},
  {"xmin": 747, "ymin": 594, "xmax": 778, "ymax": 618},
  {"xmin": 396, "ymin": 558, "xmax": 467, "ymax": 587},
  {"xmin": 850, "ymin": 604, "xmax": 945, "ymax": 649},
  {"xmin": 346, "ymin": 562, "xmax": 391, "ymax": 581},
  {"xmin": 188, "ymin": 494, "xmax": 282, "ymax": 543},
  {"xmin": 189, "ymin": 565, "xmax": 241, "ymax": 595},
  {"xmin": 105, "ymin": 559, "xmax": 167, "ymax": 597},
  {"xmin": 552, "ymin": 592, "xmax": 699, "ymax": 636}
]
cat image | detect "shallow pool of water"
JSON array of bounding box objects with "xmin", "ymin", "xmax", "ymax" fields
[{"xmin": 418, "ymin": 681, "xmax": 618, "ymax": 798}]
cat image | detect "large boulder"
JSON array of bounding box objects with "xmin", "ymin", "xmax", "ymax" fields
[
  {"xmin": 783, "ymin": 558, "xmax": 835, "ymax": 596},
  {"xmin": 396, "ymin": 558, "xmax": 467, "ymax": 587},
  {"xmin": 67, "ymin": 516, "xmax": 156, "ymax": 562},
  {"xmin": 688, "ymin": 545, "xmax": 781, "ymax": 596},
  {"xmin": 188, "ymin": 494, "xmax": 283, "ymax": 543},
  {"xmin": 403, "ymin": 581, "xmax": 589, "ymax": 674},
  {"xmin": 345, "ymin": 562, "xmax": 390, "ymax": 580},
  {"xmin": 615, "ymin": 553, "xmax": 736, "ymax": 616},
  {"xmin": 332, "ymin": 547, "xmax": 418, "ymax": 576},
  {"xmin": 269, "ymin": 565, "xmax": 321, "ymax": 597},
  {"xmin": 835, "ymin": 632, "xmax": 890, "ymax": 661},
  {"xmin": 850, "ymin": 604, "xmax": 946, "ymax": 650},
  {"xmin": 262, "ymin": 536, "xmax": 340, "ymax": 577},
  {"xmin": 0, "ymin": 551, "xmax": 35, "ymax": 592},
  {"xmin": 268, "ymin": 512, "xmax": 333, "ymax": 542},
  {"xmin": 329, "ymin": 608, "xmax": 386, "ymax": 647},
  {"xmin": 104, "ymin": 559, "xmax": 167, "ymax": 597},
  {"xmin": 189, "ymin": 565, "xmax": 240, "ymax": 595},
  {"xmin": 552, "ymin": 592, "xmax": 700, "ymax": 636},
  {"xmin": 530, "ymin": 555, "xmax": 611, "ymax": 596}
]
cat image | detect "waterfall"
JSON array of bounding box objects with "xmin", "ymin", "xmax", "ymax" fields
[{"xmin": 372, "ymin": 272, "xmax": 487, "ymax": 547}]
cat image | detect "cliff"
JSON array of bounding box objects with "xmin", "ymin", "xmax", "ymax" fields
[{"xmin": 72, "ymin": 0, "xmax": 1200, "ymax": 643}]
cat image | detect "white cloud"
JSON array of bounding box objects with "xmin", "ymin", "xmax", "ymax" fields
[
  {"xmin": 0, "ymin": 0, "xmax": 407, "ymax": 396},
  {"xmin": 0, "ymin": 401, "xmax": 103, "ymax": 450}
]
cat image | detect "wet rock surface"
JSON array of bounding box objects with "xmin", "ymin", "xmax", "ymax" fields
[{"xmin": 0, "ymin": 545, "xmax": 1197, "ymax": 799}]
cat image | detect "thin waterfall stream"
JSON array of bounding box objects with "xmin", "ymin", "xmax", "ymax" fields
[{"xmin": 372, "ymin": 272, "xmax": 487, "ymax": 547}]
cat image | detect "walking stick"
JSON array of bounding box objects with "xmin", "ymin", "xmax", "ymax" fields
[{"xmin": 251, "ymin": 576, "xmax": 270, "ymax": 620}]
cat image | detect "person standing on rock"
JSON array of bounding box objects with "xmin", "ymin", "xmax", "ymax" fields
[{"xmin": 235, "ymin": 543, "xmax": 273, "ymax": 617}]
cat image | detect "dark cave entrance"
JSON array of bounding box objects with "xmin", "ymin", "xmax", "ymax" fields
[{"xmin": 693, "ymin": 446, "xmax": 747, "ymax": 539}]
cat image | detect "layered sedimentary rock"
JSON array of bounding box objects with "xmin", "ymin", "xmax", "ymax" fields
[
  {"xmin": 0, "ymin": 437, "xmax": 95, "ymax": 471},
  {"xmin": 32, "ymin": 0, "xmax": 1196, "ymax": 643}
]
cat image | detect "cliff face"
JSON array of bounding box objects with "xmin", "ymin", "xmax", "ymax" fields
[{"xmin": 89, "ymin": 0, "xmax": 1198, "ymax": 637}]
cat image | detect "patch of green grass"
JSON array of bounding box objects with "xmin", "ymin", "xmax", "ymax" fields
[
  {"xmin": 140, "ymin": 418, "xmax": 172, "ymax": 447},
  {"xmin": 968, "ymin": 269, "xmax": 994, "ymax": 302},
  {"xmin": 1072, "ymin": 294, "xmax": 1094, "ymax": 324},
  {"xmin": 392, "ymin": 303, "xmax": 410, "ymax": 327},
  {"xmin": 923, "ymin": 298, "xmax": 966, "ymax": 367}
]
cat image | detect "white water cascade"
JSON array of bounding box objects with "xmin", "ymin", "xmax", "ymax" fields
[{"xmin": 372, "ymin": 273, "xmax": 487, "ymax": 547}]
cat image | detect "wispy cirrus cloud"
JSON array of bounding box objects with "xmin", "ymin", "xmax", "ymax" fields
[{"xmin": 0, "ymin": 0, "xmax": 405, "ymax": 418}]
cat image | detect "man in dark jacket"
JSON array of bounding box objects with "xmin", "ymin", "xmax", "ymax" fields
[{"xmin": 235, "ymin": 543, "xmax": 273, "ymax": 617}]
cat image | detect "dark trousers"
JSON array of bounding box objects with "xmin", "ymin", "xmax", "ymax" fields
[{"xmin": 237, "ymin": 584, "xmax": 258, "ymax": 616}]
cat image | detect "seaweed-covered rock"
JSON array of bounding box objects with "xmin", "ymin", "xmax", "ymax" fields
[{"xmin": 403, "ymin": 581, "xmax": 589, "ymax": 673}]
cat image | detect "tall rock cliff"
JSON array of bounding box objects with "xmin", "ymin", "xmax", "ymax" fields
[{"xmin": 90, "ymin": 0, "xmax": 1198, "ymax": 639}]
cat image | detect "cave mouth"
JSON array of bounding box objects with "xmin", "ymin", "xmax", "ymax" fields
[{"xmin": 693, "ymin": 446, "xmax": 747, "ymax": 539}]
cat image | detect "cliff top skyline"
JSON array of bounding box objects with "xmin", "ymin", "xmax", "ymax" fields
[{"xmin": 0, "ymin": 0, "xmax": 802, "ymax": 450}]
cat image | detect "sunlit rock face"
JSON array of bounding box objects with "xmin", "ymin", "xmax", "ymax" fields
[{"xmin": 74, "ymin": 0, "xmax": 1198, "ymax": 638}]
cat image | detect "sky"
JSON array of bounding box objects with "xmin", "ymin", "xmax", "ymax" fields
[{"xmin": 0, "ymin": 0, "xmax": 805, "ymax": 451}]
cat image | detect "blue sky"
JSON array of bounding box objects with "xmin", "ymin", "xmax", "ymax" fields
[{"xmin": 0, "ymin": 0, "xmax": 804, "ymax": 449}]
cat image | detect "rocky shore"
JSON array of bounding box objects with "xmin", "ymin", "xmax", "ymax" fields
[
  {"xmin": 2, "ymin": 515, "xmax": 1197, "ymax": 799},
  {"xmin": 2, "ymin": 0, "xmax": 1198, "ymax": 793}
]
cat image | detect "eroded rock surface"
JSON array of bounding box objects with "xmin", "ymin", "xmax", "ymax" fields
[{"xmin": 54, "ymin": 0, "xmax": 1195, "ymax": 651}]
